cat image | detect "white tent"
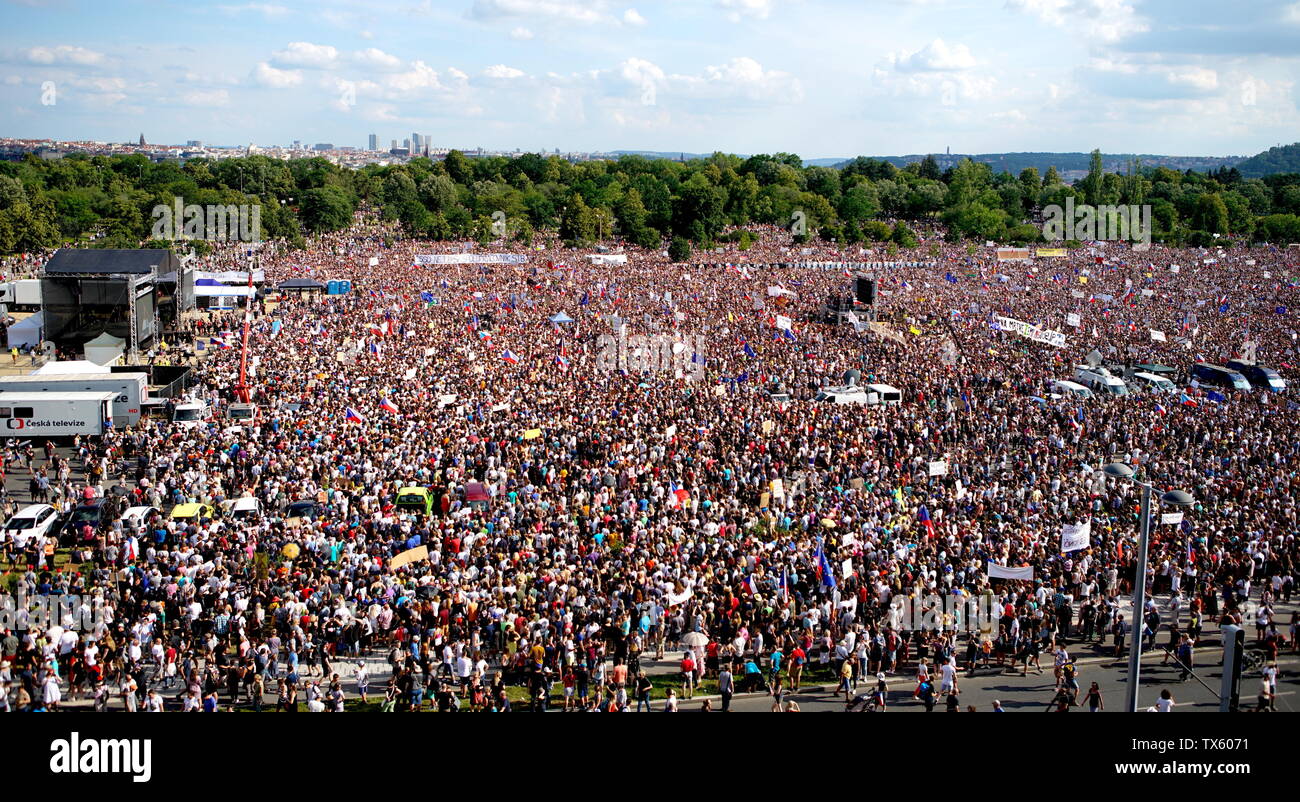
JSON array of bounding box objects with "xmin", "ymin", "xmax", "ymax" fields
[
  {"xmin": 5, "ymin": 311, "xmax": 42, "ymax": 349},
  {"xmin": 83, "ymin": 333, "xmax": 126, "ymax": 366},
  {"xmin": 34, "ymin": 359, "xmax": 108, "ymax": 375}
]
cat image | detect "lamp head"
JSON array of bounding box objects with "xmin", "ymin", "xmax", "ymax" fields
[{"xmin": 1102, "ymin": 462, "xmax": 1135, "ymax": 479}]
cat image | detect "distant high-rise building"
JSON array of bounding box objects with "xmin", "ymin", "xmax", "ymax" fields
[
  {"xmin": 293, "ymin": 140, "xmax": 301, "ymax": 150},
  {"xmin": 138, "ymin": 133, "xmax": 145, "ymax": 146},
  {"xmin": 313, "ymin": 143, "xmax": 334, "ymax": 151},
  {"xmin": 403, "ymin": 138, "xmax": 411, "ymax": 151},
  {"xmin": 411, "ymin": 132, "xmax": 421, "ymax": 152},
  {"xmin": 186, "ymin": 140, "xmax": 202, "ymax": 147},
  {"xmin": 391, "ymin": 139, "xmax": 398, "ymax": 150},
  {"xmin": 368, "ymin": 133, "xmax": 378, "ymax": 151}
]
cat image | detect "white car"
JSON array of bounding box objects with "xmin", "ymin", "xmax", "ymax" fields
[
  {"xmin": 120, "ymin": 505, "xmax": 160, "ymax": 533},
  {"xmin": 220, "ymin": 497, "xmax": 262, "ymax": 520},
  {"xmin": 3, "ymin": 504, "xmax": 60, "ymax": 548}
]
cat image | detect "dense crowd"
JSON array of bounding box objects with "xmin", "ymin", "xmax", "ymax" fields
[{"xmin": 1, "ymin": 216, "xmax": 1298, "ymax": 712}]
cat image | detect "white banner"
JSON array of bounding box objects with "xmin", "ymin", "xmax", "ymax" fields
[
  {"xmin": 1160, "ymin": 511, "xmax": 1184, "ymax": 525},
  {"xmin": 414, "ymin": 254, "xmax": 528, "ymax": 265},
  {"xmin": 1061, "ymin": 519, "xmax": 1092, "ymax": 553},
  {"xmin": 1150, "ymin": 329, "xmax": 1166, "ymax": 342},
  {"xmin": 1066, "ymin": 313, "xmax": 1081, "ymax": 328},
  {"xmin": 928, "ymin": 460, "xmax": 948, "ymax": 476},
  {"xmin": 841, "ymin": 558, "xmax": 854, "ymax": 579},
  {"xmin": 988, "ymin": 562, "xmax": 1034, "ymax": 580},
  {"xmin": 195, "ymin": 270, "xmax": 265, "ymax": 284},
  {"xmin": 775, "ymin": 315, "xmax": 793, "ymax": 331},
  {"xmin": 991, "ymin": 316, "xmax": 1067, "ymax": 348},
  {"xmin": 665, "ymin": 587, "xmax": 693, "ymax": 607}
]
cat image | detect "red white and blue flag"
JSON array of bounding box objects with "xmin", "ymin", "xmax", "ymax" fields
[
  {"xmin": 378, "ymin": 397, "xmax": 400, "ymax": 414},
  {"xmin": 500, "ymin": 349, "xmax": 519, "ymax": 364},
  {"xmin": 344, "ymin": 406, "xmax": 365, "ymax": 424}
]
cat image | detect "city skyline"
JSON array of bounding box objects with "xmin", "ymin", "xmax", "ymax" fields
[{"xmin": 2, "ymin": 1, "xmax": 1299, "ymax": 158}]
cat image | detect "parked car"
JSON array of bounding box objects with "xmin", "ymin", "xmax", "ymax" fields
[
  {"xmin": 2, "ymin": 503, "xmax": 59, "ymax": 548},
  {"xmin": 120, "ymin": 505, "xmax": 160, "ymax": 533},
  {"xmin": 286, "ymin": 500, "xmax": 326, "ymax": 521},
  {"xmin": 169, "ymin": 503, "xmax": 214, "ymax": 523},
  {"xmin": 61, "ymin": 499, "xmax": 108, "ymax": 543},
  {"xmin": 220, "ymin": 497, "xmax": 262, "ymax": 520}
]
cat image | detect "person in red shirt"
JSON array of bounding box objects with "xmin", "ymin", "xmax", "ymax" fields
[
  {"xmin": 679, "ymin": 652, "xmax": 696, "ymax": 699},
  {"xmin": 789, "ymin": 645, "xmax": 807, "ymax": 691}
]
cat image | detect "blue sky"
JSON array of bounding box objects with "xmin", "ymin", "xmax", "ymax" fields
[{"xmin": 3, "ymin": 0, "xmax": 1300, "ymax": 158}]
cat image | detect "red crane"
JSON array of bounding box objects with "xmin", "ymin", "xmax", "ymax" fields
[{"xmin": 233, "ymin": 260, "xmax": 254, "ymax": 404}]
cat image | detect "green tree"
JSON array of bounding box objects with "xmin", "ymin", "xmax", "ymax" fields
[
  {"xmin": 299, "ymin": 185, "xmax": 355, "ymax": 233},
  {"xmin": 667, "ymin": 235, "xmax": 691, "ymax": 261}
]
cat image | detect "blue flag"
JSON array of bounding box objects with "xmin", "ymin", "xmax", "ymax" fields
[{"xmin": 815, "ymin": 537, "xmax": 836, "ymax": 589}]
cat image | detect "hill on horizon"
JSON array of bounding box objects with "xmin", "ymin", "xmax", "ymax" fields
[
  {"xmin": 1233, "ymin": 143, "xmax": 1300, "ymax": 178},
  {"xmin": 610, "ymin": 149, "xmax": 1243, "ymax": 175}
]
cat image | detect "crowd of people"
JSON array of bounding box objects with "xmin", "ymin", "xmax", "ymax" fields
[{"xmin": 1, "ymin": 213, "xmax": 1297, "ymax": 712}]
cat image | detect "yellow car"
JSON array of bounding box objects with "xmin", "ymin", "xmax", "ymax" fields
[
  {"xmin": 169, "ymin": 503, "xmax": 214, "ymax": 523},
  {"xmin": 395, "ymin": 486, "xmax": 433, "ymax": 516}
]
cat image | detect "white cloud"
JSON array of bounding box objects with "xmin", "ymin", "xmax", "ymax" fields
[
  {"xmin": 353, "ymin": 47, "xmax": 403, "ymax": 71},
  {"xmin": 484, "ymin": 64, "xmax": 526, "ymax": 79},
  {"xmin": 891, "ymin": 39, "xmax": 978, "ymax": 72},
  {"xmin": 25, "ymin": 45, "xmax": 105, "ymax": 66},
  {"xmin": 1166, "ymin": 66, "xmax": 1218, "ymax": 92},
  {"xmin": 181, "ymin": 89, "xmax": 231, "ymax": 107},
  {"xmin": 509, "ymin": 26, "xmax": 535, "ymax": 39},
  {"xmin": 253, "ymin": 62, "xmax": 303, "ymax": 88},
  {"xmin": 623, "ymin": 8, "xmax": 647, "ymax": 25},
  {"xmin": 217, "ymin": 3, "xmax": 289, "ymax": 16},
  {"xmin": 1006, "ymin": 0, "xmax": 1147, "ymax": 44},
  {"xmin": 271, "ymin": 41, "xmax": 339, "ymax": 69},
  {"xmin": 717, "ymin": 0, "xmax": 773, "ymax": 22},
  {"xmin": 470, "ymin": 0, "xmax": 608, "ymax": 24}
]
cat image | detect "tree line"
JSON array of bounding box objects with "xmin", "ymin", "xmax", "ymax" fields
[{"xmin": 2, "ymin": 148, "xmax": 1300, "ymax": 257}]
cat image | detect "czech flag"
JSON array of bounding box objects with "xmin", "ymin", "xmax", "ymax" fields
[
  {"xmin": 1154, "ymin": 403, "xmax": 1167, "ymax": 415},
  {"xmin": 555, "ymin": 354, "xmax": 569, "ymax": 371},
  {"xmin": 917, "ymin": 504, "xmax": 936, "ymax": 539},
  {"xmin": 500, "ymin": 349, "xmax": 519, "ymax": 364},
  {"xmin": 378, "ymin": 397, "xmax": 399, "ymax": 414},
  {"xmin": 344, "ymin": 406, "xmax": 365, "ymax": 424}
]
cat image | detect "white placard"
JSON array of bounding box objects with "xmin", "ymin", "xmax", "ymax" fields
[
  {"xmin": 1160, "ymin": 511, "xmax": 1184, "ymax": 525},
  {"xmin": 988, "ymin": 562, "xmax": 1034, "ymax": 580},
  {"xmin": 928, "ymin": 460, "xmax": 948, "ymax": 476},
  {"xmin": 1061, "ymin": 520, "xmax": 1092, "ymax": 553}
]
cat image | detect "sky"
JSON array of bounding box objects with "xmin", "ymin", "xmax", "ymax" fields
[{"xmin": 2, "ymin": 0, "xmax": 1299, "ymax": 159}]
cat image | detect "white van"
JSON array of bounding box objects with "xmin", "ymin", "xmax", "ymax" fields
[
  {"xmin": 1130, "ymin": 371, "xmax": 1177, "ymax": 394},
  {"xmin": 814, "ymin": 385, "xmax": 871, "ymax": 405},
  {"xmin": 865, "ymin": 383, "xmax": 903, "ymax": 405},
  {"xmin": 1052, "ymin": 380, "xmax": 1094, "ymax": 399},
  {"xmin": 1073, "ymin": 366, "xmax": 1128, "ymax": 396}
]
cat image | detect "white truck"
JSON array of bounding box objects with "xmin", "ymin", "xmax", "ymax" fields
[
  {"xmin": 0, "ymin": 372, "xmax": 149, "ymax": 427},
  {"xmin": 171, "ymin": 399, "xmax": 213, "ymax": 429},
  {"xmin": 9, "ymin": 279, "xmax": 41, "ymax": 310},
  {"xmin": 1073, "ymin": 365, "xmax": 1129, "ymax": 396},
  {"xmin": 0, "ymin": 391, "xmax": 115, "ymax": 438}
]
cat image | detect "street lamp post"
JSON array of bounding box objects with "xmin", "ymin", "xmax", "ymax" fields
[{"xmin": 1102, "ymin": 462, "xmax": 1194, "ymax": 712}]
